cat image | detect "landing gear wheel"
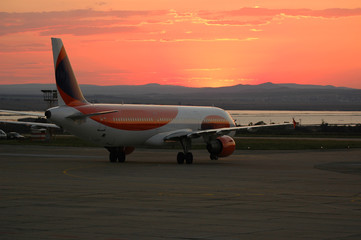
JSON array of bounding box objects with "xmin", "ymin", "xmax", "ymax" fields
[
  {"xmin": 177, "ymin": 152, "xmax": 185, "ymax": 164},
  {"xmin": 117, "ymin": 151, "xmax": 126, "ymax": 163},
  {"xmin": 177, "ymin": 137, "xmax": 194, "ymax": 164},
  {"xmin": 106, "ymin": 147, "xmax": 127, "ymax": 163},
  {"xmin": 109, "ymin": 152, "xmax": 117, "ymax": 162},
  {"xmin": 210, "ymin": 154, "xmax": 218, "ymax": 160},
  {"xmin": 185, "ymin": 152, "xmax": 193, "ymax": 164}
]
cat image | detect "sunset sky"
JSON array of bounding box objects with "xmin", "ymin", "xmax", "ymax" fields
[{"xmin": 0, "ymin": 0, "xmax": 360, "ymax": 88}]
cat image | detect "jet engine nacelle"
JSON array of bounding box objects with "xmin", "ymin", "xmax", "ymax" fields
[{"xmin": 206, "ymin": 135, "xmax": 236, "ymax": 158}]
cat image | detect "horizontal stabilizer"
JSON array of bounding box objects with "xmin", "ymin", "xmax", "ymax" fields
[{"xmin": 66, "ymin": 110, "xmax": 118, "ymax": 120}]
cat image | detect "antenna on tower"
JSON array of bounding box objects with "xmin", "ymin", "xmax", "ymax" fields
[{"xmin": 41, "ymin": 90, "xmax": 58, "ymax": 109}]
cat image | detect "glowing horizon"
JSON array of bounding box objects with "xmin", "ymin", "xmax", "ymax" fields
[{"xmin": 0, "ymin": 1, "xmax": 361, "ymax": 89}]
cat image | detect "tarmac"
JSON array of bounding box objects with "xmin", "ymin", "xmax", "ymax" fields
[{"xmin": 0, "ymin": 144, "xmax": 361, "ymax": 239}]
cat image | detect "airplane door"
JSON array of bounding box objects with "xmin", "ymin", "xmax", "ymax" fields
[
  {"xmin": 97, "ymin": 123, "xmax": 106, "ymax": 134},
  {"xmin": 97, "ymin": 118, "xmax": 107, "ymax": 137}
]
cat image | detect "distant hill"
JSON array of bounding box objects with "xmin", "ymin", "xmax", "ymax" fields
[{"xmin": 0, "ymin": 82, "xmax": 360, "ymax": 111}]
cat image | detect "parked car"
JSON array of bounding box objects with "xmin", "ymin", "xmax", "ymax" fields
[
  {"xmin": 7, "ymin": 132, "xmax": 25, "ymax": 140},
  {"xmin": 0, "ymin": 129, "xmax": 7, "ymax": 139}
]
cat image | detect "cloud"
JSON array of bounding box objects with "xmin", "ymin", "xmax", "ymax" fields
[
  {"xmin": 0, "ymin": 42, "xmax": 48, "ymax": 52},
  {"xmin": 1, "ymin": 7, "xmax": 360, "ymax": 39},
  {"xmin": 159, "ymin": 37, "xmax": 258, "ymax": 42},
  {"xmin": 0, "ymin": 9, "xmax": 166, "ymax": 36},
  {"xmin": 184, "ymin": 68, "xmax": 222, "ymax": 72},
  {"xmin": 201, "ymin": 7, "xmax": 361, "ymax": 18},
  {"xmin": 0, "ymin": 8, "xmax": 262, "ymax": 41},
  {"xmin": 205, "ymin": 19, "xmax": 271, "ymax": 26},
  {"xmin": 198, "ymin": 7, "xmax": 361, "ymax": 26},
  {"xmin": 39, "ymin": 26, "xmax": 137, "ymax": 36},
  {"xmin": 95, "ymin": 1, "xmax": 107, "ymax": 6}
]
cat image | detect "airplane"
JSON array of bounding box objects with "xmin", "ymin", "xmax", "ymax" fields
[{"xmin": 0, "ymin": 38, "xmax": 293, "ymax": 164}]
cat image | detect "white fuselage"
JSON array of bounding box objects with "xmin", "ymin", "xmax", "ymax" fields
[{"xmin": 47, "ymin": 104, "xmax": 236, "ymax": 147}]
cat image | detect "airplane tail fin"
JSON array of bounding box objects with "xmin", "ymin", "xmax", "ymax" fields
[{"xmin": 51, "ymin": 38, "xmax": 88, "ymax": 107}]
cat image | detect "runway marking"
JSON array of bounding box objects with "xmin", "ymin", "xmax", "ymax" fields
[
  {"xmin": 157, "ymin": 192, "xmax": 265, "ymax": 198},
  {"xmin": 0, "ymin": 153, "xmax": 92, "ymax": 158},
  {"xmin": 352, "ymin": 193, "xmax": 361, "ymax": 203},
  {"xmin": 50, "ymin": 234, "xmax": 80, "ymax": 239},
  {"xmin": 246, "ymin": 193, "xmax": 265, "ymax": 196},
  {"xmin": 62, "ymin": 165, "xmax": 102, "ymax": 180},
  {"xmin": 158, "ymin": 192, "xmax": 215, "ymax": 197}
]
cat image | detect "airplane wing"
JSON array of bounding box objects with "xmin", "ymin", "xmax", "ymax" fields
[
  {"xmin": 0, "ymin": 120, "xmax": 60, "ymax": 129},
  {"xmin": 0, "ymin": 109, "xmax": 59, "ymax": 128},
  {"xmin": 164, "ymin": 122, "xmax": 294, "ymax": 142},
  {"xmin": 0, "ymin": 110, "xmax": 44, "ymax": 117}
]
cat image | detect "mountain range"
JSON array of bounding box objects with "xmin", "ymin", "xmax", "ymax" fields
[{"xmin": 0, "ymin": 82, "xmax": 360, "ymax": 111}]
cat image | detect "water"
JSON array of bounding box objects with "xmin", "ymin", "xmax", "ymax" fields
[
  {"xmin": 228, "ymin": 110, "xmax": 361, "ymax": 126},
  {"xmin": 2, "ymin": 110, "xmax": 361, "ymax": 126}
]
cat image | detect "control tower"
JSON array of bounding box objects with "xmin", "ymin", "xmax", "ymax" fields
[{"xmin": 41, "ymin": 90, "xmax": 58, "ymax": 109}]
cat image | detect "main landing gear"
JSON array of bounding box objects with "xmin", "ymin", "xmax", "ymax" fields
[
  {"xmin": 209, "ymin": 153, "xmax": 219, "ymax": 161},
  {"xmin": 177, "ymin": 137, "xmax": 193, "ymax": 164},
  {"xmin": 177, "ymin": 152, "xmax": 193, "ymax": 164},
  {"xmin": 106, "ymin": 147, "xmax": 126, "ymax": 163}
]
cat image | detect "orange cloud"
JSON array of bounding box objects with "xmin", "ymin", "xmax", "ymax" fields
[
  {"xmin": 0, "ymin": 9, "xmax": 167, "ymax": 36},
  {"xmin": 2, "ymin": 8, "xmax": 360, "ymax": 38},
  {"xmin": 201, "ymin": 7, "xmax": 361, "ymax": 18},
  {"xmin": 198, "ymin": 7, "xmax": 361, "ymax": 26}
]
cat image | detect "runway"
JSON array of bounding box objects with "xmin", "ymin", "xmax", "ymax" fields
[{"xmin": 1, "ymin": 144, "xmax": 361, "ymax": 239}]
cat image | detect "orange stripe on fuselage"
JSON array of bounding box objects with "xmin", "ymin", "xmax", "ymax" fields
[
  {"xmin": 75, "ymin": 104, "xmax": 179, "ymax": 131},
  {"xmin": 201, "ymin": 115, "xmax": 230, "ymax": 130}
]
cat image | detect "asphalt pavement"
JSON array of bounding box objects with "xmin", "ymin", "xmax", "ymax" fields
[{"xmin": 1, "ymin": 145, "xmax": 360, "ymax": 239}]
